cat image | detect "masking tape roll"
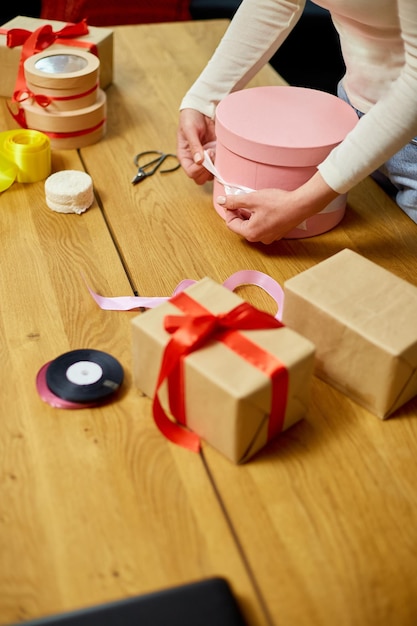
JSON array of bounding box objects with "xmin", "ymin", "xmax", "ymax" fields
[
  {"xmin": 24, "ymin": 49, "xmax": 100, "ymax": 92},
  {"xmin": 0, "ymin": 129, "xmax": 51, "ymax": 192},
  {"xmin": 21, "ymin": 88, "xmax": 107, "ymax": 133},
  {"xmin": 25, "ymin": 78, "xmax": 99, "ymax": 112},
  {"xmin": 45, "ymin": 170, "xmax": 94, "ymax": 214}
]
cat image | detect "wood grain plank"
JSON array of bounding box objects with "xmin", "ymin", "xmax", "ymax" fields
[
  {"xmin": 0, "ymin": 107, "xmax": 267, "ymax": 625},
  {"xmin": 79, "ymin": 20, "xmax": 417, "ymax": 626}
]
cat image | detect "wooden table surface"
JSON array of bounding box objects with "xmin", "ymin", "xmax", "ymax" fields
[{"xmin": 1, "ymin": 18, "xmax": 417, "ymax": 626}]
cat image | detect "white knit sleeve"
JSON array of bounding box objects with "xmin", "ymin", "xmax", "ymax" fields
[
  {"xmin": 318, "ymin": 0, "xmax": 417, "ymax": 193},
  {"xmin": 180, "ymin": 0, "xmax": 305, "ymax": 118}
]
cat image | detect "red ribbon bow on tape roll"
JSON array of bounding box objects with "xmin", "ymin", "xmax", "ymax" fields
[
  {"xmin": 154, "ymin": 291, "xmax": 289, "ymax": 453},
  {"xmin": 13, "ymin": 90, "xmax": 51, "ymax": 108},
  {"xmin": 4, "ymin": 20, "xmax": 98, "ymax": 126}
]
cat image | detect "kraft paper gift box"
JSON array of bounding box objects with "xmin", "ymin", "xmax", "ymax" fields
[
  {"xmin": 0, "ymin": 15, "xmax": 113, "ymax": 98},
  {"xmin": 131, "ymin": 277, "xmax": 316, "ymax": 463},
  {"xmin": 282, "ymin": 248, "xmax": 417, "ymax": 419}
]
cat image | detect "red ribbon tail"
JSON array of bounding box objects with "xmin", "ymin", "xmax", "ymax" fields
[
  {"xmin": 153, "ymin": 394, "xmax": 200, "ymax": 452},
  {"xmin": 4, "ymin": 27, "xmax": 32, "ymax": 47},
  {"xmin": 6, "ymin": 101, "xmax": 28, "ymax": 128}
]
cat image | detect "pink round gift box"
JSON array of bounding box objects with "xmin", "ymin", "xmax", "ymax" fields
[{"xmin": 213, "ymin": 86, "xmax": 359, "ymax": 238}]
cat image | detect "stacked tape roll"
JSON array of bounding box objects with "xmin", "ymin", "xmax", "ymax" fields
[
  {"xmin": 24, "ymin": 50, "xmax": 100, "ymax": 111},
  {"xmin": 45, "ymin": 170, "xmax": 94, "ymax": 214},
  {"xmin": 21, "ymin": 49, "xmax": 106, "ymax": 149},
  {"xmin": 0, "ymin": 129, "xmax": 51, "ymax": 192},
  {"xmin": 22, "ymin": 89, "xmax": 106, "ymax": 133}
]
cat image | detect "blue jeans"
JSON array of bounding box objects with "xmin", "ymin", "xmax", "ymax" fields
[{"xmin": 337, "ymin": 82, "xmax": 417, "ymax": 223}]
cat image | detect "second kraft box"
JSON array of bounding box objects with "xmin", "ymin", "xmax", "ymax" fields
[{"xmin": 282, "ymin": 249, "xmax": 417, "ymax": 418}]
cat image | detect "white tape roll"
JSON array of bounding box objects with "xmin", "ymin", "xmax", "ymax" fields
[{"xmin": 45, "ymin": 170, "xmax": 94, "ymax": 215}]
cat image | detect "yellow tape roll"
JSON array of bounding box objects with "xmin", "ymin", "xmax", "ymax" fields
[{"xmin": 0, "ymin": 129, "xmax": 51, "ymax": 192}]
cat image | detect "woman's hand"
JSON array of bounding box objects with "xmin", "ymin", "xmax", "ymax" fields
[
  {"xmin": 218, "ymin": 172, "xmax": 340, "ymax": 243},
  {"xmin": 177, "ymin": 108, "xmax": 216, "ymax": 185}
]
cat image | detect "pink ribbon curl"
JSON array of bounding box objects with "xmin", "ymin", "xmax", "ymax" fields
[{"xmin": 86, "ymin": 270, "xmax": 285, "ymax": 321}]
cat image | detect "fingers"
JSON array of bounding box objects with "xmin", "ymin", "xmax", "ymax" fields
[
  {"xmin": 218, "ymin": 192, "xmax": 279, "ymax": 244},
  {"xmin": 185, "ymin": 140, "xmax": 205, "ymax": 168},
  {"xmin": 225, "ymin": 212, "xmax": 259, "ymax": 243},
  {"xmin": 225, "ymin": 212, "xmax": 277, "ymax": 244},
  {"xmin": 177, "ymin": 109, "xmax": 216, "ymax": 184},
  {"xmin": 218, "ymin": 193, "xmax": 258, "ymax": 241},
  {"xmin": 177, "ymin": 140, "xmax": 212, "ymax": 185},
  {"xmin": 193, "ymin": 164, "xmax": 214, "ymax": 185},
  {"xmin": 217, "ymin": 193, "xmax": 254, "ymax": 213}
]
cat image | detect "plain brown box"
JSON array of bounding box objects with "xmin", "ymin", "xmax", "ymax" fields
[
  {"xmin": 132, "ymin": 277, "xmax": 315, "ymax": 463},
  {"xmin": 282, "ymin": 248, "xmax": 417, "ymax": 418}
]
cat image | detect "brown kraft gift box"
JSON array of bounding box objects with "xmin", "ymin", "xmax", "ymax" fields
[
  {"xmin": 282, "ymin": 248, "xmax": 417, "ymax": 419},
  {"xmin": 0, "ymin": 15, "xmax": 113, "ymax": 97},
  {"xmin": 131, "ymin": 277, "xmax": 316, "ymax": 463}
]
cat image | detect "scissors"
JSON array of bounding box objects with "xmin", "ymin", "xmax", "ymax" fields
[{"xmin": 131, "ymin": 150, "xmax": 181, "ymax": 184}]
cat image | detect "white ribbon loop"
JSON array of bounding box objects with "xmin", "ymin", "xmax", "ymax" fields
[{"xmin": 202, "ymin": 150, "xmax": 254, "ymax": 195}]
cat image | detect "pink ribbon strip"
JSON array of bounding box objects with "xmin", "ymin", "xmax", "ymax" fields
[{"xmin": 86, "ymin": 270, "xmax": 284, "ymax": 321}]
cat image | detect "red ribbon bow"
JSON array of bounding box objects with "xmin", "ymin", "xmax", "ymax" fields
[
  {"xmin": 14, "ymin": 89, "xmax": 51, "ymax": 107},
  {"xmin": 4, "ymin": 20, "xmax": 90, "ymax": 50},
  {"xmin": 153, "ymin": 291, "xmax": 289, "ymax": 453}
]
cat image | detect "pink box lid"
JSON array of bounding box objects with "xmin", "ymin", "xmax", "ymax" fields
[{"xmin": 215, "ymin": 86, "xmax": 358, "ymax": 166}]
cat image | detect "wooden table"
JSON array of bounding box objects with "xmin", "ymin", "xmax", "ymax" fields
[{"xmin": 1, "ymin": 19, "xmax": 417, "ymax": 626}]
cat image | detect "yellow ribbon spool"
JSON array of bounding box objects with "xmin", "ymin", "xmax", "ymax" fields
[{"xmin": 0, "ymin": 129, "xmax": 51, "ymax": 192}]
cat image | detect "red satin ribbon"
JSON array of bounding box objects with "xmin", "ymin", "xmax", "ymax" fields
[
  {"xmin": 13, "ymin": 82, "xmax": 99, "ymax": 108},
  {"xmin": 1, "ymin": 20, "xmax": 90, "ymax": 49},
  {"xmin": 8, "ymin": 99, "xmax": 105, "ymax": 134},
  {"xmin": 41, "ymin": 118, "xmax": 106, "ymax": 139},
  {"xmin": 153, "ymin": 291, "xmax": 289, "ymax": 453},
  {"xmin": 13, "ymin": 90, "xmax": 51, "ymax": 108},
  {"xmin": 9, "ymin": 82, "xmax": 100, "ymax": 126}
]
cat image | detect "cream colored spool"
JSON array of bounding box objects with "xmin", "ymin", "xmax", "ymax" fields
[
  {"xmin": 21, "ymin": 88, "xmax": 106, "ymax": 133},
  {"xmin": 25, "ymin": 78, "xmax": 99, "ymax": 112},
  {"xmin": 45, "ymin": 170, "xmax": 94, "ymax": 214},
  {"xmin": 24, "ymin": 49, "xmax": 100, "ymax": 93}
]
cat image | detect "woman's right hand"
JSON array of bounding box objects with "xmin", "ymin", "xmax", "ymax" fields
[{"xmin": 176, "ymin": 108, "xmax": 216, "ymax": 185}]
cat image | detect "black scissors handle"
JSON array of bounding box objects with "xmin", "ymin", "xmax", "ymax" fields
[{"xmin": 131, "ymin": 150, "xmax": 180, "ymax": 184}]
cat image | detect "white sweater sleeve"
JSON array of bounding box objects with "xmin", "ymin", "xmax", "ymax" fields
[
  {"xmin": 318, "ymin": 0, "xmax": 417, "ymax": 193},
  {"xmin": 180, "ymin": 0, "xmax": 306, "ymax": 118},
  {"xmin": 181, "ymin": 0, "xmax": 417, "ymax": 195}
]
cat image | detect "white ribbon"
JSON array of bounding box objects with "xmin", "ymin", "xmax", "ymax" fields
[
  {"xmin": 202, "ymin": 150, "xmax": 254, "ymax": 195},
  {"xmin": 203, "ymin": 149, "xmax": 345, "ymax": 231}
]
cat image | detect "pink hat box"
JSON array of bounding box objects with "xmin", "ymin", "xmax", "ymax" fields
[{"xmin": 213, "ymin": 86, "xmax": 359, "ymax": 238}]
